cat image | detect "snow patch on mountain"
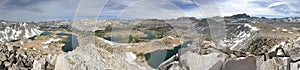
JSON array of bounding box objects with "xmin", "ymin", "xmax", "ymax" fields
[
  {"xmin": 245, "ymin": 24, "xmax": 260, "ymax": 31},
  {"xmin": 0, "ymin": 22, "xmax": 43, "ymax": 43},
  {"xmin": 125, "ymin": 52, "xmax": 137, "ymax": 64},
  {"xmin": 227, "ymin": 24, "xmax": 260, "ymax": 52}
]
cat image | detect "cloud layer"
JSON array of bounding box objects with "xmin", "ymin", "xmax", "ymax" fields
[
  {"xmin": 218, "ymin": 0, "xmax": 300, "ymax": 17},
  {"xmin": 0, "ymin": 0, "xmax": 80, "ymax": 21},
  {"xmin": 0, "ymin": 0, "xmax": 299, "ymax": 21}
]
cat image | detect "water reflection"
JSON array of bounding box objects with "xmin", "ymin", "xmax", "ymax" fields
[{"xmin": 145, "ymin": 40, "xmax": 192, "ymax": 68}]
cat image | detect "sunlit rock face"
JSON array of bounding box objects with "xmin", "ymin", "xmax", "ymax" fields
[
  {"xmin": 179, "ymin": 52, "xmax": 227, "ymax": 70},
  {"xmin": 194, "ymin": 19, "xmax": 210, "ymax": 35},
  {"xmin": 54, "ymin": 40, "xmax": 147, "ymax": 70},
  {"xmin": 0, "ymin": 22, "xmax": 42, "ymax": 43}
]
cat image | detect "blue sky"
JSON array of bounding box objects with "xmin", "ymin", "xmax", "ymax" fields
[{"xmin": 0, "ymin": 0, "xmax": 299, "ymax": 21}]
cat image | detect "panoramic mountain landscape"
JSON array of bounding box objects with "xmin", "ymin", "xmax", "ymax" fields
[
  {"xmin": 1, "ymin": 0, "xmax": 300, "ymax": 70},
  {"xmin": 0, "ymin": 14, "xmax": 300, "ymax": 70}
]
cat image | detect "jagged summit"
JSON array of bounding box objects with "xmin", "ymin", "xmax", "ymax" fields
[{"xmin": 225, "ymin": 13, "xmax": 251, "ymax": 19}]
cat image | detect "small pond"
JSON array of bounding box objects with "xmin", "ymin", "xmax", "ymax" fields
[
  {"xmin": 104, "ymin": 31, "xmax": 156, "ymax": 42},
  {"xmin": 56, "ymin": 32, "xmax": 79, "ymax": 52},
  {"xmin": 24, "ymin": 31, "xmax": 78, "ymax": 52},
  {"xmin": 28, "ymin": 36, "xmax": 37, "ymax": 40},
  {"xmin": 144, "ymin": 31, "xmax": 155, "ymax": 39},
  {"xmin": 40, "ymin": 32, "xmax": 79, "ymax": 52},
  {"xmin": 104, "ymin": 37, "xmax": 122, "ymax": 42},
  {"xmin": 40, "ymin": 31, "xmax": 52, "ymax": 36},
  {"xmin": 10, "ymin": 39, "xmax": 20, "ymax": 42},
  {"xmin": 28, "ymin": 31, "xmax": 52, "ymax": 40},
  {"xmin": 145, "ymin": 40, "xmax": 192, "ymax": 68}
]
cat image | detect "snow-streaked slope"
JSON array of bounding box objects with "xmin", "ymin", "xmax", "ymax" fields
[
  {"xmin": 193, "ymin": 19, "xmax": 260, "ymax": 52},
  {"xmin": 227, "ymin": 24, "xmax": 259, "ymax": 52},
  {"xmin": 0, "ymin": 22, "xmax": 43, "ymax": 43}
]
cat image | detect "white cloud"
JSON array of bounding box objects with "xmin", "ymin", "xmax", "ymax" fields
[
  {"xmin": 267, "ymin": 1, "xmax": 284, "ymax": 8},
  {"xmin": 118, "ymin": 0, "xmax": 188, "ymax": 19},
  {"xmin": 75, "ymin": 0, "xmax": 109, "ymax": 19},
  {"xmin": 0, "ymin": 0, "xmax": 80, "ymax": 21},
  {"xmin": 1, "ymin": 0, "xmax": 300, "ymax": 21},
  {"xmin": 175, "ymin": 0, "xmax": 195, "ymax": 4},
  {"xmin": 0, "ymin": 0, "xmax": 9, "ymax": 7},
  {"xmin": 183, "ymin": 8, "xmax": 206, "ymax": 18},
  {"xmin": 216, "ymin": 0, "xmax": 300, "ymax": 17},
  {"xmin": 99, "ymin": 0, "xmax": 138, "ymax": 16},
  {"xmin": 191, "ymin": 0, "xmax": 223, "ymax": 17},
  {"xmin": 216, "ymin": 0, "xmax": 276, "ymax": 17}
]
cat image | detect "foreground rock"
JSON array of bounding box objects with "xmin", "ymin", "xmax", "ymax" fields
[
  {"xmin": 291, "ymin": 61, "xmax": 300, "ymax": 70},
  {"xmin": 258, "ymin": 57, "xmax": 290, "ymax": 70},
  {"xmin": 54, "ymin": 36, "xmax": 150, "ymax": 70},
  {"xmin": 179, "ymin": 52, "xmax": 226, "ymax": 70},
  {"xmin": 221, "ymin": 56, "xmax": 256, "ymax": 70},
  {"xmin": 289, "ymin": 48, "xmax": 300, "ymax": 61},
  {"xmin": 0, "ymin": 45, "xmax": 55, "ymax": 70}
]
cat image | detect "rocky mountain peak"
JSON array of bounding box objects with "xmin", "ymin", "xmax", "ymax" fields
[{"xmin": 225, "ymin": 13, "xmax": 251, "ymax": 19}]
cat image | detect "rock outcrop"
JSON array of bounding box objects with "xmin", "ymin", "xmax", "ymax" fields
[
  {"xmin": 221, "ymin": 56, "xmax": 257, "ymax": 70},
  {"xmin": 180, "ymin": 52, "xmax": 226, "ymax": 70},
  {"xmin": 54, "ymin": 35, "xmax": 150, "ymax": 70},
  {"xmin": 289, "ymin": 48, "xmax": 300, "ymax": 61},
  {"xmin": 0, "ymin": 45, "xmax": 55, "ymax": 70},
  {"xmin": 155, "ymin": 38, "xmax": 298, "ymax": 70}
]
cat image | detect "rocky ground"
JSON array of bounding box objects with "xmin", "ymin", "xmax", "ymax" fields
[
  {"xmin": 0, "ymin": 44, "xmax": 56, "ymax": 70},
  {"xmin": 1, "ymin": 14, "xmax": 300, "ymax": 70}
]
